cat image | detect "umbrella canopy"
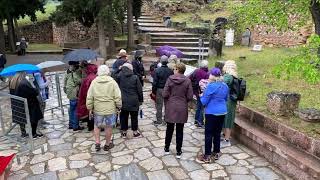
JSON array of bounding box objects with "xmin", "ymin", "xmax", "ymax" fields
[
  {"xmin": 37, "ymin": 61, "xmax": 65, "ymax": 69},
  {"xmin": 63, "ymin": 49, "xmax": 100, "ymax": 62},
  {"xmin": 0, "ymin": 64, "xmax": 40, "ymax": 77},
  {"xmin": 184, "ymin": 65, "xmax": 197, "ymax": 77},
  {"xmin": 156, "ymin": 45, "xmax": 184, "ymax": 58}
]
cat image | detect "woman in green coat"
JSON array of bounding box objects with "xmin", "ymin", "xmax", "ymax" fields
[{"xmin": 221, "ymin": 60, "xmax": 238, "ymax": 147}]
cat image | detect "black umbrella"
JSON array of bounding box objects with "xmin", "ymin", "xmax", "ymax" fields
[{"xmin": 63, "ymin": 49, "xmax": 100, "ymax": 62}]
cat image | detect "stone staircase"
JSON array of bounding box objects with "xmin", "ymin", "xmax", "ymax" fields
[{"xmin": 135, "ymin": 14, "xmax": 209, "ymax": 62}]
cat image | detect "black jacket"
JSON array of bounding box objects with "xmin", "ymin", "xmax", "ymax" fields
[
  {"xmin": 152, "ymin": 64, "xmax": 174, "ymax": 93},
  {"xmin": 132, "ymin": 59, "xmax": 145, "ymax": 78},
  {"xmin": 116, "ymin": 67, "xmax": 143, "ymax": 111},
  {"xmin": 0, "ymin": 54, "xmax": 6, "ymax": 68},
  {"xmin": 9, "ymin": 79, "xmax": 43, "ymax": 124}
]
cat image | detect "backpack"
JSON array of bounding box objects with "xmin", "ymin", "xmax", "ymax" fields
[{"xmin": 230, "ymin": 76, "xmax": 246, "ymax": 101}]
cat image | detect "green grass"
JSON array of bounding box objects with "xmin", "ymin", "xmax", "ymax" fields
[
  {"xmin": 208, "ymin": 46, "xmax": 320, "ymax": 138},
  {"xmin": 17, "ymin": 2, "xmax": 59, "ymax": 26},
  {"xmin": 115, "ymin": 35, "xmax": 128, "ymax": 41},
  {"xmin": 28, "ymin": 44, "xmax": 62, "ymax": 51}
]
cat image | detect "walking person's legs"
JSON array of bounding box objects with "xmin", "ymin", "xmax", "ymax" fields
[
  {"xmin": 155, "ymin": 88, "xmax": 164, "ymax": 125},
  {"xmin": 175, "ymin": 123, "xmax": 184, "ymax": 158},
  {"xmin": 195, "ymin": 96, "xmax": 204, "ymax": 126},
  {"xmin": 212, "ymin": 115, "xmax": 225, "ymax": 160},
  {"xmin": 120, "ymin": 110, "xmax": 129, "ymax": 137},
  {"xmin": 198, "ymin": 114, "xmax": 214, "ymax": 163},
  {"xmin": 70, "ymin": 100, "xmax": 82, "ymax": 131},
  {"xmin": 103, "ymin": 114, "xmax": 116, "ymax": 151},
  {"xmin": 130, "ymin": 111, "xmax": 140, "ymax": 137},
  {"xmin": 93, "ymin": 125, "xmax": 101, "ymax": 151},
  {"xmin": 164, "ymin": 122, "xmax": 174, "ymax": 153}
]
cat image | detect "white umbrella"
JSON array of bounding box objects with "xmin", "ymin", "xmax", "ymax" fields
[
  {"xmin": 37, "ymin": 61, "xmax": 65, "ymax": 69},
  {"xmin": 184, "ymin": 65, "xmax": 197, "ymax": 77}
]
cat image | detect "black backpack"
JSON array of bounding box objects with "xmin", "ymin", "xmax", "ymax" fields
[{"xmin": 230, "ymin": 77, "xmax": 246, "ymax": 101}]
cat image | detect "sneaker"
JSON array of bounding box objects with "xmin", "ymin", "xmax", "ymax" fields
[
  {"xmin": 21, "ymin": 133, "xmax": 29, "ymax": 138},
  {"xmin": 164, "ymin": 147, "xmax": 170, "ymax": 155},
  {"xmin": 212, "ymin": 152, "xmax": 221, "ymax": 160},
  {"xmin": 195, "ymin": 123, "xmax": 204, "ymax": 128},
  {"xmin": 220, "ymin": 139, "xmax": 231, "ymax": 148},
  {"xmin": 36, "ymin": 133, "xmax": 44, "ymax": 138},
  {"xmin": 32, "ymin": 134, "xmax": 39, "ymax": 139},
  {"xmin": 176, "ymin": 151, "xmax": 182, "ymax": 159},
  {"xmin": 73, "ymin": 126, "xmax": 84, "ymax": 131},
  {"xmin": 197, "ymin": 154, "xmax": 211, "ymax": 163},
  {"xmin": 95, "ymin": 143, "xmax": 101, "ymax": 152},
  {"xmin": 121, "ymin": 131, "xmax": 127, "ymax": 138},
  {"xmin": 153, "ymin": 121, "xmax": 162, "ymax": 126},
  {"xmin": 194, "ymin": 121, "xmax": 199, "ymax": 125},
  {"xmin": 104, "ymin": 143, "xmax": 114, "ymax": 151},
  {"xmin": 133, "ymin": 132, "xmax": 141, "ymax": 138},
  {"xmin": 41, "ymin": 121, "xmax": 50, "ymax": 125}
]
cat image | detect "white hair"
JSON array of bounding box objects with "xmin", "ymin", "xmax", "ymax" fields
[
  {"xmin": 223, "ymin": 60, "xmax": 238, "ymax": 77},
  {"xmin": 200, "ymin": 60, "xmax": 208, "ymax": 68},
  {"xmin": 122, "ymin": 63, "xmax": 133, "ymax": 70},
  {"xmin": 97, "ymin": 65, "xmax": 110, "ymax": 76}
]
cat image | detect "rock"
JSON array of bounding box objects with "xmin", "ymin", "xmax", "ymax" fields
[
  {"xmin": 79, "ymin": 167, "xmax": 94, "ymax": 177},
  {"xmin": 57, "ymin": 150, "xmax": 76, "ymax": 157},
  {"xmin": 211, "ymin": 170, "xmax": 227, "ymax": 178},
  {"xmin": 232, "ymin": 153, "xmax": 250, "ymax": 160},
  {"xmin": 110, "ymin": 143, "xmax": 125, "ymax": 153},
  {"xmin": 151, "ymin": 139, "xmax": 165, "ymax": 147},
  {"xmin": 134, "ymin": 148, "xmax": 153, "ymax": 160},
  {"xmin": 221, "ymin": 146, "xmax": 243, "ymax": 154},
  {"xmin": 238, "ymin": 160, "xmax": 250, "ymax": 166},
  {"xmin": 30, "ymin": 163, "xmax": 45, "ymax": 174},
  {"xmin": 226, "ymin": 166, "xmax": 249, "ymax": 174},
  {"xmin": 168, "ymin": 167, "xmax": 189, "ymax": 180},
  {"xmin": 49, "ymin": 143, "xmax": 72, "ymax": 152},
  {"xmin": 26, "ymin": 172, "xmax": 58, "ymax": 180},
  {"xmin": 267, "ymin": 91, "xmax": 301, "ymax": 116},
  {"xmin": 230, "ymin": 175, "xmax": 256, "ymax": 180},
  {"xmin": 112, "ymin": 155, "xmax": 134, "ymax": 165},
  {"xmin": 9, "ymin": 172, "xmax": 29, "ymax": 180},
  {"xmin": 76, "ymin": 176, "xmax": 97, "ymax": 180},
  {"xmin": 189, "ymin": 169, "xmax": 210, "ymax": 180},
  {"xmin": 95, "ymin": 161, "xmax": 111, "ymax": 173},
  {"xmin": 125, "ymin": 138, "xmax": 151, "ymax": 149},
  {"xmin": 251, "ymin": 167, "xmax": 280, "ymax": 180},
  {"xmin": 215, "ymin": 154, "xmax": 237, "ymax": 166},
  {"xmin": 58, "ymin": 170, "xmax": 78, "ymax": 180},
  {"xmin": 70, "ymin": 160, "xmax": 89, "ymax": 169},
  {"xmin": 139, "ymin": 157, "xmax": 163, "ymax": 171},
  {"xmin": 30, "ymin": 152, "xmax": 55, "ymax": 164},
  {"xmin": 180, "ymin": 160, "xmax": 202, "ymax": 172},
  {"xmin": 92, "ymin": 155, "xmax": 109, "ymax": 164},
  {"xmin": 69, "ymin": 153, "xmax": 91, "ymax": 160},
  {"xmin": 80, "ymin": 141, "xmax": 95, "ymax": 146},
  {"xmin": 46, "ymin": 131, "xmax": 64, "ymax": 139},
  {"xmin": 247, "ymin": 157, "xmax": 269, "ymax": 166},
  {"xmin": 48, "ymin": 157, "xmax": 67, "ymax": 171},
  {"xmin": 112, "ymin": 150, "xmax": 134, "ymax": 157},
  {"xmin": 108, "ymin": 164, "xmax": 148, "ymax": 180},
  {"xmin": 180, "ymin": 152, "xmax": 197, "ymax": 160},
  {"xmin": 162, "ymin": 155, "xmax": 180, "ymax": 166},
  {"xmin": 295, "ymin": 108, "xmax": 320, "ymax": 122},
  {"xmin": 202, "ymin": 163, "xmax": 223, "ymax": 171},
  {"xmin": 152, "ymin": 147, "xmax": 165, "ymax": 157},
  {"xmin": 146, "ymin": 170, "xmax": 173, "ymax": 180},
  {"xmin": 181, "ymin": 146, "xmax": 200, "ymax": 153}
]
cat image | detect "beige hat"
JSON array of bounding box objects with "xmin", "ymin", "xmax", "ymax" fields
[{"xmin": 118, "ymin": 49, "xmax": 127, "ymax": 57}]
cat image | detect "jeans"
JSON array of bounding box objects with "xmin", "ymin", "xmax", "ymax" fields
[
  {"xmin": 69, "ymin": 100, "xmax": 80, "ymax": 129},
  {"xmin": 205, "ymin": 114, "xmax": 225, "ymax": 155},
  {"xmin": 156, "ymin": 88, "xmax": 164, "ymax": 123},
  {"xmin": 195, "ymin": 96, "xmax": 204, "ymax": 124},
  {"xmin": 120, "ymin": 110, "xmax": 138, "ymax": 131},
  {"xmin": 165, "ymin": 122, "xmax": 184, "ymax": 153}
]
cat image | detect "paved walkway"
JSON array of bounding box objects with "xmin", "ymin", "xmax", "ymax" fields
[{"xmin": 0, "ymin": 83, "xmax": 290, "ymax": 180}]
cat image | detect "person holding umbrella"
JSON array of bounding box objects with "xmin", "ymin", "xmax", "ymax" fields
[{"xmin": 64, "ymin": 61, "xmax": 84, "ymax": 131}]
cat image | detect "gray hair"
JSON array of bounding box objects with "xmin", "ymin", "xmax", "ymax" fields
[
  {"xmin": 200, "ymin": 60, "xmax": 208, "ymax": 68},
  {"xmin": 160, "ymin": 55, "xmax": 168, "ymax": 64},
  {"xmin": 97, "ymin": 65, "xmax": 110, "ymax": 76},
  {"xmin": 122, "ymin": 63, "xmax": 133, "ymax": 70}
]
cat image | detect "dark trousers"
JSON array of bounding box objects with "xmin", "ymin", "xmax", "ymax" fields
[
  {"xmin": 165, "ymin": 122, "xmax": 184, "ymax": 153},
  {"xmin": 21, "ymin": 49, "xmax": 26, "ymax": 56},
  {"xmin": 82, "ymin": 117, "xmax": 94, "ymax": 131},
  {"xmin": 205, "ymin": 114, "xmax": 225, "ymax": 155},
  {"xmin": 120, "ymin": 110, "xmax": 138, "ymax": 131},
  {"xmin": 20, "ymin": 121, "xmax": 38, "ymax": 136}
]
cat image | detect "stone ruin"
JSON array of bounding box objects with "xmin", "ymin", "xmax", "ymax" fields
[
  {"xmin": 266, "ymin": 91, "xmax": 301, "ymax": 116},
  {"xmin": 294, "ymin": 108, "xmax": 320, "ymax": 123}
]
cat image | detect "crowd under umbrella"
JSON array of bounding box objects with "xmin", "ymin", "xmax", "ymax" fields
[
  {"xmin": 0, "ymin": 64, "xmax": 40, "ymax": 77},
  {"xmin": 63, "ymin": 49, "xmax": 100, "ymax": 62},
  {"xmin": 156, "ymin": 45, "xmax": 184, "ymax": 58}
]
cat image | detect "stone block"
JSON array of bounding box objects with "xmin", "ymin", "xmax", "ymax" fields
[
  {"xmin": 294, "ymin": 108, "xmax": 320, "ymax": 122},
  {"xmin": 258, "ymin": 145, "xmax": 273, "ymax": 162},
  {"xmin": 280, "ymin": 126, "xmax": 311, "ymax": 152},
  {"xmin": 263, "ymin": 116, "xmax": 279, "ymax": 135},
  {"xmin": 266, "ymin": 91, "xmax": 301, "ymax": 116},
  {"xmin": 252, "ymin": 112, "xmax": 265, "ymax": 128},
  {"xmin": 311, "ymin": 139, "xmax": 320, "ymax": 159},
  {"xmin": 272, "ymin": 152, "xmax": 288, "ymax": 171}
]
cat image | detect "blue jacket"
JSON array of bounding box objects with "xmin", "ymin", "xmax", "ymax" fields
[{"xmin": 200, "ymin": 81, "xmax": 229, "ymax": 115}]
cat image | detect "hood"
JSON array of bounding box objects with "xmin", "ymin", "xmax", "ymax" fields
[
  {"xmin": 95, "ymin": 75, "xmax": 114, "ymax": 83},
  {"xmin": 200, "ymin": 67, "xmax": 209, "ymax": 72},
  {"xmin": 86, "ymin": 64, "xmax": 98, "ymax": 75},
  {"xmin": 121, "ymin": 67, "xmax": 133, "ymax": 77},
  {"xmin": 169, "ymin": 74, "xmax": 187, "ymax": 85}
]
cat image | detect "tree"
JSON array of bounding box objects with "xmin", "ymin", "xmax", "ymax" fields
[
  {"xmin": 0, "ymin": 20, "xmax": 5, "ymax": 53},
  {"xmin": 127, "ymin": 0, "xmax": 135, "ymax": 50}
]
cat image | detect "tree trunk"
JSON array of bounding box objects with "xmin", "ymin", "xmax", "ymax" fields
[
  {"xmin": 7, "ymin": 14, "xmax": 16, "ymax": 52},
  {"xmin": 14, "ymin": 18, "xmax": 20, "ymax": 40},
  {"xmin": 107, "ymin": 0, "xmax": 115, "ymax": 56},
  {"xmin": 98, "ymin": 16, "xmax": 107, "ymax": 59},
  {"xmin": 127, "ymin": 0, "xmax": 135, "ymax": 50},
  {"xmin": 0, "ymin": 19, "xmax": 5, "ymax": 54},
  {"xmin": 310, "ymin": 0, "xmax": 320, "ymax": 35}
]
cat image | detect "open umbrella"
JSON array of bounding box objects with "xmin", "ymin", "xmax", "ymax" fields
[
  {"xmin": 0, "ymin": 64, "xmax": 40, "ymax": 77},
  {"xmin": 63, "ymin": 49, "xmax": 100, "ymax": 62},
  {"xmin": 156, "ymin": 45, "xmax": 184, "ymax": 58},
  {"xmin": 37, "ymin": 61, "xmax": 65, "ymax": 69}
]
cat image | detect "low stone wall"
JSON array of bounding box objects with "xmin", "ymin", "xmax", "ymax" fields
[{"xmin": 20, "ymin": 20, "xmax": 53, "ymax": 43}]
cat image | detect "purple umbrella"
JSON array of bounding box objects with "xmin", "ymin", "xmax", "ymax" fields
[{"xmin": 156, "ymin": 45, "xmax": 184, "ymax": 58}]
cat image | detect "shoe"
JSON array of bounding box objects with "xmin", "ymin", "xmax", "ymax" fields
[
  {"xmin": 68, "ymin": 126, "xmax": 72, "ymax": 129},
  {"xmin": 195, "ymin": 123, "xmax": 204, "ymax": 128},
  {"xmin": 41, "ymin": 121, "xmax": 50, "ymax": 125},
  {"xmin": 32, "ymin": 134, "xmax": 39, "ymax": 139},
  {"xmin": 220, "ymin": 139, "xmax": 231, "ymax": 148},
  {"xmin": 133, "ymin": 132, "xmax": 141, "ymax": 138},
  {"xmin": 212, "ymin": 152, "xmax": 221, "ymax": 160},
  {"xmin": 121, "ymin": 131, "xmax": 127, "ymax": 138},
  {"xmin": 153, "ymin": 121, "xmax": 162, "ymax": 126},
  {"xmin": 161, "ymin": 122, "xmax": 167, "ymax": 126},
  {"xmin": 73, "ymin": 126, "xmax": 84, "ymax": 131},
  {"xmin": 21, "ymin": 133, "xmax": 29, "ymax": 138},
  {"xmin": 176, "ymin": 151, "xmax": 182, "ymax": 159},
  {"xmin": 194, "ymin": 121, "xmax": 199, "ymax": 125},
  {"xmin": 104, "ymin": 143, "xmax": 114, "ymax": 151},
  {"xmin": 164, "ymin": 147, "xmax": 170, "ymax": 155},
  {"xmin": 36, "ymin": 133, "xmax": 44, "ymax": 138},
  {"xmin": 95, "ymin": 143, "xmax": 101, "ymax": 152},
  {"xmin": 197, "ymin": 154, "xmax": 211, "ymax": 163}
]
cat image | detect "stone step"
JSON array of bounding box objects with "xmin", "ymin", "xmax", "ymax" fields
[
  {"xmin": 180, "ymin": 58, "xmax": 198, "ymax": 62},
  {"xmin": 138, "ymin": 27, "xmax": 180, "ymax": 33},
  {"xmin": 134, "ymin": 20, "xmax": 163, "ymax": 23},
  {"xmin": 182, "ymin": 52, "xmax": 208, "ymax": 59},
  {"xmin": 235, "ymin": 116, "xmax": 320, "ymax": 180},
  {"xmin": 151, "ymin": 41, "xmax": 209, "ymax": 47},
  {"xmin": 151, "ymin": 37, "xmax": 205, "ymax": 42},
  {"xmin": 138, "ymin": 23, "xmax": 166, "ymax": 28},
  {"xmin": 149, "ymin": 32, "xmax": 199, "ymax": 38},
  {"xmin": 153, "ymin": 46, "xmax": 209, "ymax": 52}
]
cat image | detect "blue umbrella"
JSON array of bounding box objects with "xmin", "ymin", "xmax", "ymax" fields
[
  {"xmin": 0, "ymin": 64, "xmax": 40, "ymax": 77},
  {"xmin": 63, "ymin": 49, "xmax": 100, "ymax": 62}
]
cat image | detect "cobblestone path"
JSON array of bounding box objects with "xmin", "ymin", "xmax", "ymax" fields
[{"xmin": 0, "ymin": 83, "xmax": 290, "ymax": 180}]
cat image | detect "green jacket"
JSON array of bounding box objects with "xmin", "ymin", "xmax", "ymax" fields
[
  {"xmin": 86, "ymin": 75, "xmax": 122, "ymax": 115},
  {"xmin": 64, "ymin": 70, "xmax": 82, "ymax": 100}
]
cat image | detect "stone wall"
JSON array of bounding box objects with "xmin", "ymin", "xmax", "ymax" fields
[{"xmin": 20, "ymin": 20, "xmax": 53, "ymax": 43}]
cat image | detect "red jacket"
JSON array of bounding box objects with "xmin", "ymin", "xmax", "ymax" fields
[{"xmin": 77, "ymin": 64, "xmax": 97, "ymax": 119}]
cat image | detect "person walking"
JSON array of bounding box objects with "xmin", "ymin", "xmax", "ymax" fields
[
  {"xmin": 116, "ymin": 63, "xmax": 143, "ymax": 138},
  {"xmin": 132, "ymin": 51, "xmax": 145, "ymax": 86},
  {"xmin": 167, "ymin": 55, "xmax": 180, "ymax": 71},
  {"xmin": 152, "ymin": 55, "xmax": 174, "ymax": 126},
  {"xmin": 221, "ymin": 60, "xmax": 238, "ymax": 147},
  {"xmin": 9, "ymin": 72, "xmax": 44, "ymax": 138},
  {"xmin": 112, "ymin": 49, "xmax": 128, "ymax": 72},
  {"xmin": 0, "ymin": 54, "xmax": 7, "ymax": 81},
  {"xmin": 19, "ymin": 37, "xmax": 28, "ymax": 56},
  {"xmin": 77, "ymin": 64, "xmax": 98, "ymax": 131},
  {"xmin": 64, "ymin": 61, "xmax": 84, "ymax": 131},
  {"xmin": 163, "ymin": 63, "xmax": 193, "ymax": 158},
  {"xmin": 190, "ymin": 60, "xmax": 209, "ymax": 127},
  {"xmin": 33, "ymin": 72, "xmax": 50, "ymax": 127},
  {"xmin": 86, "ymin": 65, "xmax": 122, "ymax": 151},
  {"xmin": 197, "ymin": 68, "xmax": 229, "ymax": 163}
]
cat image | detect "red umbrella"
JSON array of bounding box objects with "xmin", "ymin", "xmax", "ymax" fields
[{"xmin": 0, "ymin": 154, "xmax": 15, "ymax": 175}]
